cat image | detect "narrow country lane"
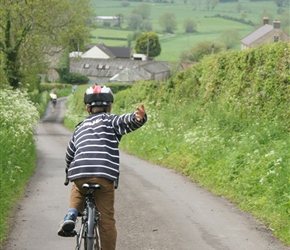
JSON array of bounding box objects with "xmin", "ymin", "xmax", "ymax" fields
[{"xmin": 4, "ymin": 98, "xmax": 290, "ymax": 250}]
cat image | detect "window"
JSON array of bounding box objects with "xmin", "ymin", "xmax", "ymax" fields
[
  {"xmin": 97, "ymin": 64, "xmax": 103, "ymax": 69},
  {"xmin": 84, "ymin": 64, "xmax": 90, "ymax": 69},
  {"xmin": 118, "ymin": 65, "xmax": 123, "ymax": 70},
  {"xmin": 105, "ymin": 65, "xmax": 110, "ymax": 70}
]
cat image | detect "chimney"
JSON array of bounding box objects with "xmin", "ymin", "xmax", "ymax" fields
[
  {"xmin": 273, "ymin": 20, "xmax": 281, "ymax": 29},
  {"xmin": 263, "ymin": 17, "xmax": 269, "ymax": 25}
]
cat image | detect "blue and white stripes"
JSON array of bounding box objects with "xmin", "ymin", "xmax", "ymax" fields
[{"xmin": 66, "ymin": 112, "xmax": 147, "ymax": 181}]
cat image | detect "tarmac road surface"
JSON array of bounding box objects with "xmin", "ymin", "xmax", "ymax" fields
[{"xmin": 4, "ymin": 97, "xmax": 290, "ymax": 250}]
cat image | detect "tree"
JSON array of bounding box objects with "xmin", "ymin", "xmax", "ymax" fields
[
  {"xmin": 180, "ymin": 41, "xmax": 224, "ymax": 62},
  {"xmin": 183, "ymin": 18, "xmax": 198, "ymax": 33},
  {"xmin": 0, "ymin": 0, "xmax": 94, "ymax": 89},
  {"xmin": 127, "ymin": 31, "xmax": 142, "ymax": 47},
  {"xmin": 127, "ymin": 14, "xmax": 143, "ymax": 30},
  {"xmin": 205, "ymin": 0, "xmax": 219, "ymax": 11},
  {"xmin": 279, "ymin": 10, "xmax": 290, "ymax": 30},
  {"xmin": 274, "ymin": 0, "xmax": 289, "ymax": 7},
  {"xmin": 191, "ymin": 0, "xmax": 202, "ymax": 11},
  {"xmin": 259, "ymin": 11, "xmax": 273, "ymax": 25},
  {"xmin": 0, "ymin": 52, "xmax": 9, "ymax": 88},
  {"xmin": 141, "ymin": 20, "xmax": 153, "ymax": 31},
  {"xmin": 159, "ymin": 13, "xmax": 177, "ymax": 33},
  {"xmin": 120, "ymin": 1, "xmax": 130, "ymax": 7},
  {"xmin": 135, "ymin": 32, "xmax": 161, "ymax": 58},
  {"xmin": 132, "ymin": 3, "xmax": 151, "ymax": 19},
  {"xmin": 218, "ymin": 29, "xmax": 240, "ymax": 49},
  {"xmin": 210, "ymin": 0, "xmax": 219, "ymax": 10},
  {"xmin": 115, "ymin": 13, "xmax": 124, "ymax": 28}
]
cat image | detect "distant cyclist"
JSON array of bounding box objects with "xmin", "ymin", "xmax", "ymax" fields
[
  {"xmin": 50, "ymin": 91, "xmax": 57, "ymax": 108},
  {"xmin": 58, "ymin": 85, "xmax": 147, "ymax": 250}
]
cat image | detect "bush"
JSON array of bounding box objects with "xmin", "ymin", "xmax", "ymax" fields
[
  {"xmin": 0, "ymin": 87, "xmax": 39, "ymax": 245},
  {"xmin": 121, "ymin": 1, "xmax": 130, "ymax": 7},
  {"xmin": 63, "ymin": 73, "xmax": 89, "ymax": 84},
  {"xmin": 112, "ymin": 42, "xmax": 290, "ymax": 245}
]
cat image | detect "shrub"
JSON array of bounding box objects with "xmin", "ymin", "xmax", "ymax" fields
[
  {"xmin": 63, "ymin": 73, "xmax": 89, "ymax": 84},
  {"xmin": 0, "ymin": 87, "xmax": 39, "ymax": 245}
]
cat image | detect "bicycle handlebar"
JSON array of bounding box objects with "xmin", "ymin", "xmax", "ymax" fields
[{"xmin": 64, "ymin": 167, "xmax": 69, "ymax": 186}]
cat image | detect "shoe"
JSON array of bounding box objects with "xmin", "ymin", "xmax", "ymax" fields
[
  {"xmin": 57, "ymin": 213, "xmax": 77, "ymax": 237},
  {"xmin": 57, "ymin": 229, "xmax": 77, "ymax": 237}
]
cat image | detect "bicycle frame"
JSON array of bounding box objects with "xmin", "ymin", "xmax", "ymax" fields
[
  {"xmin": 64, "ymin": 171, "xmax": 102, "ymax": 249},
  {"xmin": 52, "ymin": 99, "xmax": 57, "ymax": 108},
  {"xmin": 75, "ymin": 183, "xmax": 102, "ymax": 250}
]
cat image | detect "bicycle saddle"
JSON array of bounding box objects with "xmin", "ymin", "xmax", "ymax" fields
[{"xmin": 82, "ymin": 183, "xmax": 101, "ymax": 190}]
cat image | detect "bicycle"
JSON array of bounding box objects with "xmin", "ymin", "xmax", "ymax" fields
[
  {"xmin": 51, "ymin": 98, "xmax": 57, "ymax": 108},
  {"xmin": 64, "ymin": 169, "xmax": 102, "ymax": 250}
]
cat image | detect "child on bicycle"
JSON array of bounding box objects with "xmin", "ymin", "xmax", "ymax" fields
[{"xmin": 58, "ymin": 85, "xmax": 147, "ymax": 250}]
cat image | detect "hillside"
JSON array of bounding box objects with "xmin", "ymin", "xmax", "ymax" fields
[
  {"xmin": 111, "ymin": 41, "xmax": 290, "ymax": 245},
  {"xmin": 65, "ymin": 41, "xmax": 290, "ymax": 245},
  {"xmin": 90, "ymin": 0, "xmax": 290, "ymax": 61}
]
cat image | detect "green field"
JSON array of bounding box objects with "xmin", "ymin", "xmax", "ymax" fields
[{"xmin": 90, "ymin": 0, "xmax": 287, "ymax": 61}]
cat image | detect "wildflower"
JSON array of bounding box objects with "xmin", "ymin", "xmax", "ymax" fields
[{"xmin": 265, "ymin": 150, "xmax": 274, "ymax": 157}]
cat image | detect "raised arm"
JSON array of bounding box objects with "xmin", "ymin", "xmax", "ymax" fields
[{"xmin": 112, "ymin": 104, "xmax": 147, "ymax": 135}]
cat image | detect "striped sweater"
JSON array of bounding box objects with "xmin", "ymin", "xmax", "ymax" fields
[{"xmin": 66, "ymin": 112, "xmax": 147, "ymax": 182}]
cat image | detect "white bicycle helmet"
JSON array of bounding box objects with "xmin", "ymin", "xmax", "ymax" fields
[{"xmin": 84, "ymin": 85, "xmax": 114, "ymax": 107}]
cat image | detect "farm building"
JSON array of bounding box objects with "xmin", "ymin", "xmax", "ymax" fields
[
  {"xmin": 70, "ymin": 43, "xmax": 131, "ymax": 60},
  {"xmin": 94, "ymin": 16, "xmax": 120, "ymax": 23},
  {"xmin": 241, "ymin": 17, "xmax": 290, "ymax": 49},
  {"xmin": 69, "ymin": 58, "xmax": 170, "ymax": 83}
]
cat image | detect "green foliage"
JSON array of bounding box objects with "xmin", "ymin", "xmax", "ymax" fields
[
  {"xmin": 183, "ymin": 18, "xmax": 197, "ymax": 33},
  {"xmin": 210, "ymin": 14, "xmax": 255, "ymax": 26},
  {"xmin": 121, "ymin": 1, "xmax": 130, "ymax": 7},
  {"xmin": 0, "ymin": 57, "xmax": 9, "ymax": 88},
  {"xmin": 273, "ymin": 0, "xmax": 289, "ymax": 7},
  {"xmin": 180, "ymin": 40, "xmax": 224, "ymax": 62},
  {"xmin": 127, "ymin": 14, "xmax": 143, "ymax": 30},
  {"xmin": 0, "ymin": 82, "xmax": 72, "ymax": 245},
  {"xmin": 0, "ymin": 0, "xmax": 94, "ymax": 88},
  {"xmin": 89, "ymin": 0, "xmax": 281, "ymax": 61},
  {"xmin": 127, "ymin": 12, "xmax": 152, "ymax": 32},
  {"xmin": 135, "ymin": 32, "xmax": 161, "ymax": 58},
  {"xmin": 132, "ymin": 3, "xmax": 151, "ymax": 19},
  {"xmin": 0, "ymin": 88, "xmax": 40, "ymax": 246},
  {"xmin": 218, "ymin": 29, "xmax": 241, "ymax": 49},
  {"xmin": 159, "ymin": 12, "xmax": 177, "ymax": 33},
  {"xmin": 55, "ymin": 52, "xmax": 89, "ymax": 84},
  {"xmin": 98, "ymin": 36, "xmax": 127, "ymax": 41},
  {"xmin": 63, "ymin": 73, "xmax": 89, "ymax": 84},
  {"xmin": 127, "ymin": 30, "xmax": 143, "ymax": 47},
  {"xmin": 39, "ymin": 83, "xmax": 72, "ymax": 92},
  {"xmin": 111, "ymin": 42, "xmax": 290, "ymax": 245}
]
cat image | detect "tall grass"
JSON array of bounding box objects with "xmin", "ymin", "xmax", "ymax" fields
[
  {"xmin": 0, "ymin": 84, "xmax": 72, "ymax": 247},
  {"xmin": 63, "ymin": 42, "xmax": 290, "ymax": 245},
  {"xmin": 0, "ymin": 88, "xmax": 40, "ymax": 245},
  {"xmin": 111, "ymin": 42, "xmax": 290, "ymax": 246}
]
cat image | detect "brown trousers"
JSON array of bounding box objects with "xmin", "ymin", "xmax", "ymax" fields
[{"xmin": 70, "ymin": 177, "xmax": 117, "ymax": 250}]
